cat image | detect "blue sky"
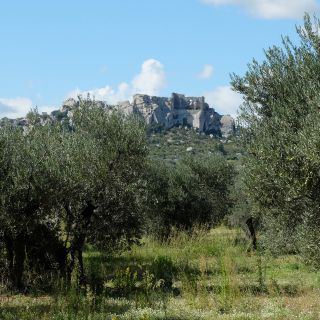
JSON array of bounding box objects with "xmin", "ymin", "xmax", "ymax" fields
[{"xmin": 0, "ymin": 0, "xmax": 319, "ymax": 118}]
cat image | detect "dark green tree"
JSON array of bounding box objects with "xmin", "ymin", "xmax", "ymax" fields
[
  {"xmin": 0, "ymin": 119, "xmax": 66, "ymax": 289},
  {"xmin": 0, "ymin": 98, "xmax": 148, "ymax": 289},
  {"xmin": 60, "ymin": 98, "xmax": 148, "ymax": 283},
  {"xmin": 231, "ymin": 14, "xmax": 320, "ymax": 261},
  {"xmin": 145, "ymin": 154, "xmax": 234, "ymax": 239}
]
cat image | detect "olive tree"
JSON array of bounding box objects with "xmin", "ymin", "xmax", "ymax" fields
[
  {"xmin": 0, "ymin": 98, "xmax": 148, "ymax": 289},
  {"xmin": 59, "ymin": 99, "xmax": 148, "ymax": 283},
  {"xmin": 144, "ymin": 154, "xmax": 234, "ymax": 239},
  {"xmin": 231, "ymin": 14, "xmax": 320, "ymax": 260},
  {"xmin": 0, "ymin": 120, "xmax": 66, "ymax": 289}
]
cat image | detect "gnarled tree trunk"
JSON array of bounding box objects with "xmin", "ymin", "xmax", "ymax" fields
[
  {"xmin": 67, "ymin": 201, "xmax": 96, "ymax": 286},
  {"xmin": 4, "ymin": 232, "xmax": 26, "ymax": 290},
  {"xmin": 246, "ymin": 217, "xmax": 257, "ymax": 251}
]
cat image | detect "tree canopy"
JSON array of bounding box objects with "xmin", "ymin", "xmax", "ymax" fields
[
  {"xmin": 145, "ymin": 154, "xmax": 234, "ymax": 239},
  {"xmin": 0, "ymin": 98, "xmax": 148, "ymax": 288},
  {"xmin": 0, "ymin": 96, "xmax": 236, "ymax": 290},
  {"xmin": 231, "ymin": 14, "xmax": 320, "ymax": 262}
]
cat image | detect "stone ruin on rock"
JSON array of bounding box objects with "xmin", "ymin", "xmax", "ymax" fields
[
  {"xmin": 1, "ymin": 93, "xmax": 236, "ymax": 138},
  {"xmin": 108, "ymin": 93, "xmax": 235, "ymax": 137}
]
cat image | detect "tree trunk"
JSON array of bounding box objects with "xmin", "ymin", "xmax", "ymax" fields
[
  {"xmin": 246, "ymin": 217, "xmax": 257, "ymax": 251},
  {"xmin": 4, "ymin": 234, "xmax": 14, "ymax": 288},
  {"xmin": 4, "ymin": 233, "xmax": 26, "ymax": 290},
  {"xmin": 12, "ymin": 233, "xmax": 26, "ymax": 290},
  {"xmin": 67, "ymin": 201, "xmax": 96, "ymax": 286}
]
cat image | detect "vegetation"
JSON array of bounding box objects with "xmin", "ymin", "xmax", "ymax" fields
[
  {"xmin": 0, "ymin": 99, "xmax": 149, "ymax": 290},
  {"xmin": 0, "ymin": 97, "xmax": 235, "ymax": 292},
  {"xmin": 144, "ymin": 155, "xmax": 234, "ymax": 239},
  {"xmin": 1, "ymin": 227, "xmax": 320, "ymax": 319},
  {"xmin": 148, "ymin": 126, "xmax": 241, "ymax": 163},
  {"xmin": 231, "ymin": 14, "xmax": 320, "ymax": 264},
  {"xmin": 3, "ymin": 12, "xmax": 320, "ymax": 320}
]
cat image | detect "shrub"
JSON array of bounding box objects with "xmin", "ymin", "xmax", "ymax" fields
[{"xmin": 144, "ymin": 155, "xmax": 234, "ymax": 239}]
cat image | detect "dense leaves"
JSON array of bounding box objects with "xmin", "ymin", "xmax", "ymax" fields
[
  {"xmin": 0, "ymin": 98, "xmax": 148, "ymax": 289},
  {"xmin": 232, "ymin": 14, "xmax": 320, "ymax": 262},
  {"xmin": 145, "ymin": 155, "xmax": 234, "ymax": 239},
  {"xmin": 0, "ymin": 97, "xmax": 236, "ymax": 289}
]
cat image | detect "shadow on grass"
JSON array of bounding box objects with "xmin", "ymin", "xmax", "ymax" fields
[
  {"xmin": 0, "ymin": 296, "xmax": 133, "ymax": 319},
  {"xmin": 84, "ymin": 253, "xmax": 189, "ymax": 297},
  {"xmin": 0, "ymin": 304, "xmax": 52, "ymax": 319},
  {"xmin": 206, "ymin": 283, "xmax": 301, "ymax": 296}
]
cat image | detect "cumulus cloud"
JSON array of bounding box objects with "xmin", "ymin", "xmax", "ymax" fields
[
  {"xmin": 198, "ymin": 64, "xmax": 214, "ymax": 79},
  {"xmin": 204, "ymin": 85, "xmax": 243, "ymax": 118},
  {"xmin": 0, "ymin": 97, "xmax": 33, "ymax": 118},
  {"xmin": 0, "ymin": 98, "xmax": 58, "ymax": 119},
  {"xmin": 67, "ymin": 59, "xmax": 166, "ymax": 104},
  {"xmin": 132, "ymin": 59, "xmax": 166, "ymax": 95},
  {"xmin": 202, "ymin": 0, "xmax": 320, "ymax": 19},
  {"xmin": 68, "ymin": 82, "xmax": 131, "ymax": 105}
]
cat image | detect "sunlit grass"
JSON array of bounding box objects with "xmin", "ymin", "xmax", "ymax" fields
[{"xmin": 1, "ymin": 226, "xmax": 320, "ymax": 319}]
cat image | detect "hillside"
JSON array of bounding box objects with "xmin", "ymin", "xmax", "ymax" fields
[
  {"xmin": 148, "ymin": 126, "xmax": 242, "ymax": 163},
  {"xmin": 0, "ymin": 93, "xmax": 236, "ymax": 139},
  {"xmin": 0, "ymin": 95, "xmax": 242, "ymax": 163}
]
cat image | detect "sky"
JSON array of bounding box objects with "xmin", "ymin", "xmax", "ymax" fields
[{"xmin": 0, "ymin": 0, "xmax": 319, "ymax": 118}]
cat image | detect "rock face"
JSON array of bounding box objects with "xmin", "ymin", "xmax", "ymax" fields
[
  {"xmin": 220, "ymin": 115, "xmax": 236, "ymax": 138},
  {"xmin": 59, "ymin": 93, "xmax": 235, "ymax": 137},
  {"xmin": 0, "ymin": 93, "xmax": 236, "ymax": 138},
  {"xmin": 127, "ymin": 93, "xmax": 234, "ymax": 137}
]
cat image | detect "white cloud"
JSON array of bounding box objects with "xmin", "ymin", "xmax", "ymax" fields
[
  {"xmin": 202, "ymin": 0, "xmax": 320, "ymax": 19},
  {"xmin": 68, "ymin": 82, "xmax": 131, "ymax": 105},
  {"xmin": 0, "ymin": 97, "xmax": 33, "ymax": 118},
  {"xmin": 67, "ymin": 59, "xmax": 166, "ymax": 104},
  {"xmin": 0, "ymin": 98, "xmax": 58, "ymax": 119},
  {"xmin": 132, "ymin": 59, "xmax": 166, "ymax": 95},
  {"xmin": 198, "ymin": 64, "xmax": 214, "ymax": 79},
  {"xmin": 204, "ymin": 85, "xmax": 243, "ymax": 117}
]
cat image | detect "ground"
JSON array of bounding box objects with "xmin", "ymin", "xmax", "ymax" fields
[{"xmin": 1, "ymin": 226, "xmax": 320, "ymax": 319}]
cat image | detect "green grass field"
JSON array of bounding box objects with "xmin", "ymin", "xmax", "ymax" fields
[{"xmin": 1, "ymin": 226, "xmax": 320, "ymax": 320}]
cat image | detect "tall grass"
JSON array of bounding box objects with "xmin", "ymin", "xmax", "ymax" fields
[{"xmin": 1, "ymin": 226, "xmax": 320, "ymax": 319}]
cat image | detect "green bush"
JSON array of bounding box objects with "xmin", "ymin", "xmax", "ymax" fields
[{"xmin": 144, "ymin": 155, "xmax": 235, "ymax": 239}]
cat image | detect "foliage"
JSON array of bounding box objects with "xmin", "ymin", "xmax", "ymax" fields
[
  {"xmin": 0, "ymin": 97, "xmax": 148, "ymax": 289},
  {"xmin": 148, "ymin": 126, "xmax": 241, "ymax": 163},
  {"xmin": 231, "ymin": 14, "xmax": 320, "ymax": 263},
  {"xmin": 144, "ymin": 155, "xmax": 235, "ymax": 239},
  {"xmin": 0, "ymin": 120, "xmax": 66, "ymax": 289}
]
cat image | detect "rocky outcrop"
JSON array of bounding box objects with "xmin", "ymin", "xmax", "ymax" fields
[
  {"xmin": 127, "ymin": 93, "xmax": 234, "ymax": 137},
  {"xmin": 0, "ymin": 93, "xmax": 236, "ymax": 138},
  {"xmin": 220, "ymin": 115, "xmax": 236, "ymax": 138}
]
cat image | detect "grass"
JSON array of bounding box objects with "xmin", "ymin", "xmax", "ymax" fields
[{"xmin": 1, "ymin": 226, "xmax": 320, "ymax": 319}]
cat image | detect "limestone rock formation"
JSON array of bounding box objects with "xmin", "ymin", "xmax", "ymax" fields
[
  {"xmin": 127, "ymin": 93, "xmax": 233, "ymax": 137},
  {"xmin": 220, "ymin": 115, "xmax": 236, "ymax": 138},
  {"xmin": 0, "ymin": 93, "xmax": 236, "ymax": 137}
]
